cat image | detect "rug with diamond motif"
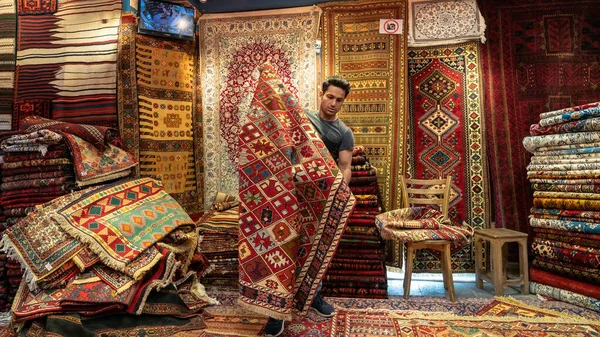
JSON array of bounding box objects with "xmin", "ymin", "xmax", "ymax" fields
[
  {"xmin": 50, "ymin": 177, "xmax": 194, "ymax": 272},
  {"xmin": 399, "ymin": 42, "xmax": 488, "ymax": 272},
  {"xmin": 237, "ymin": 63, "xmax": 355, "ymax": 321}
]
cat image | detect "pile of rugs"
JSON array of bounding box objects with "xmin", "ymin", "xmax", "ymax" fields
[
  {"xmin": 197, "ymin": 193, "xmax": 239, "ymax": 289},
  {"xmin": 0, "ymin": 117, "xmax": 137, "ymax": 311},
  {"xmin": 0, "ymin": 177, "xmax": 214, "ymax": 335},
  {"xmin": 321, "ymin": 146, "xmax": 388, "ymax": 299},
  {"xmin": 523, "ymin": 101, "xmax": 600, "ymax": 312},
  {"xmin": 0, "ymin": 129, "xmax": 74, "ymax": 310}
]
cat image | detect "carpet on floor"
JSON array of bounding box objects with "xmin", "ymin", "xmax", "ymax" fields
[{"xmin": 171, "ymin": 291, "xmax": 600, "ymax": 336}]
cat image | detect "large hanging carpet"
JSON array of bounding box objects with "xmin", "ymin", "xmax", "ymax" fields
[
  {"xmin": 478, "ymin": 0, "xmax": 600, "ymax": 233},
  {"xmin": 401, "ymin": 42, "xmax": 487, "ymax": 272},
  {"xmin": 320, "ymin": 0, "xmax": 408, "ymax": 212},
  {"xmin": 13, "ymin": 0, "xmax": 122, "ymax": 129},
  {"xmin": 0, "ymin": 0, "xmax": 15, "ymax": 130},
  {"xmin": 198, "ymin": 7, "xmax": 319, "ymax": 209},
  {"xmin": 174, "ymin": 291, "xmax": 600, "ymax": 336},
  {"xmin": 134, "ymin": 34, "xmax": 203, "ymax": 213}
]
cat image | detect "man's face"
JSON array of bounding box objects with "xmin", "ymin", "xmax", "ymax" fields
[{"xmin": 319, "ymin": 85, "xmax": 347, "ymax": 120}]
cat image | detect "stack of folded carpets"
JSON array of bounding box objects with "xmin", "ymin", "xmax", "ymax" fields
[
  {"xmin": 321, "ymin": 146, "xmax": 388, "ymax": 299},
  {"xmin": 0, "ymin": 177, "xmax": 214, "ymax": 335},
  {"xmin": 523, "ymin": 101, "xmax": 600, "ymax": 312},
  {"xmin": 0, "ymin": 118, "xmax": 137, "ymax": 310},
  {"xmin": 196, "ymin": 195, "xmax": 239, "ymax": 290},
  {"xmin": 0, "ymin": 130, "xmax": 74, "ymax": 307},
  {"xmin": 0, "ymin": 131, "xmax": 21, "ymax": 312}
]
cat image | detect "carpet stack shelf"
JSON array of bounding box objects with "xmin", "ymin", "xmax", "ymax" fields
[
  {"xmin": 321, "ymin": 146, "xmax": 388, "ymax": 299},
  {"xmin": 523, "ymin": 102, "xmax": 600, "ymax": 312}
]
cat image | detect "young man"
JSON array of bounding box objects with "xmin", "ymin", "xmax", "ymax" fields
[{"xmin": 264, "ymin": 76, "xmax": 354, "ymax": 337}]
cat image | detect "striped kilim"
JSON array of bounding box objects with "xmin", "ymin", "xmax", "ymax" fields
[
  {"xmin": 402, "ymin": 42, "xmax": 488, "ymax": 272},
  {"xmin": 198, "ymin": 7, "xmax": 319, "ymax": 209},
  {"xmin": 0, "ymin": 0, "xmax": 15, "ymax": 130},
  {"xmin": 135, "ymin": 34, "xmax": 202, "ymax": 213},
  {"xmin": 320, "ymin": 0, "xmax": 408, "ymax": 212},
  {"xmin": 14, "ymin": 0, "xmax": 121, "ymax": 128}
]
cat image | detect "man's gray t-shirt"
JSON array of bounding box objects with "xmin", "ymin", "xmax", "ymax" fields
[{"xmin": 305, "ymin": 111, "xmax": 354, "ymax": 162}]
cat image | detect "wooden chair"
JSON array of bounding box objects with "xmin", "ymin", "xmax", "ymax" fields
[{"xmin": 400, "ymin": 176, "xmax": 456, "ymax": 302}]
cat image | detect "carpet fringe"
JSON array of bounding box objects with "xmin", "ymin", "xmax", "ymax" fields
[
  {"xmin": 0, "ymin": 235, "xmax": 39, "ymax": 292},
  {"xmin": 389, "ymin": 296, "xmax": 600, "ymax": 325}
]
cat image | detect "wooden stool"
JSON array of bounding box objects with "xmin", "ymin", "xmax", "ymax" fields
[
  {"xmin": 404, "ymin": 240, "xmax": 456, "ymax": 302},
  {"xmin": 474, "ymin": 228, "xmax": 529, "ymax": 296}
]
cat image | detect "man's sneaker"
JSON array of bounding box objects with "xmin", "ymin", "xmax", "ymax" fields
[
  {"xmin": 264, "ymin": 317, "xmax": 285, "ymax": 337},
  {"xmin": 311, "ymin": 293, "xmax": 335, "ymax": 317}
]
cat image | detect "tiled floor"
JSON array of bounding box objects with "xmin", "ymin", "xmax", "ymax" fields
[{"xmin": 387, "ymin": 270, "xmax": 538, "ymax": 300}]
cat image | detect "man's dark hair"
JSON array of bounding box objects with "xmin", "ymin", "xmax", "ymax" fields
[{"xmin": 322, "ymin": 76, "xmax": 351, "ymax": 98}]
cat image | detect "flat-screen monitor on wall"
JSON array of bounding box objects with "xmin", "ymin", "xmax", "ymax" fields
[{"xmin": 138, "ymin": 0, "xmax": 195, "ymax": 41}]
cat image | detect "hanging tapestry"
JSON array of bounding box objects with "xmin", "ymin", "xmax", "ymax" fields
[
  {"xmin": 479, "ymin": 0, "xmax": 600, "ymax": 233},
  {"xmin": 0, "ymin": 0, "xmax": 15, "ymax": 130},
  {"xmin": 117, "ymin": 14, "xmax": 140, "ymax": 176},
  {"xmin": 198, "ymin": 7, "xmax": 319, "ymax": 209},
  {"xmin": 320, "ymin": 0, "xmax": 408, "ymax": 212},
  {"xmin": 399, "ymin": 42, "xmax": 487, "ymax": 272},
  {"xmin": 14, "ymin": 0, "xmax": 122, "ymax": 128},
  {"xmin": 408, "ymin": 0, "xmax": 486, "ymax": 46},
  {"xmin": 237, "ymin": 63, "xmax": 355, "ymax": 320},
  {"xmin": 135, "ymin": 34, "xmax": 202, "ymax": 213}
]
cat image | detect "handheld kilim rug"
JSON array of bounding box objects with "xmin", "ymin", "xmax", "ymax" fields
[
  {"xmin": 0, "ymin": 0, "xmax": 15, "ymax": 130},
  {"xmin": 237, "ymin": 63, "xmax": 355, "ymax": 320},
  {"xmin": 14, "ymin": 0, "xmax": 122, "ymax": 128},
  {"xmin": 135, "ymin": 34, "xmax": 202, "ymax": 213},
  {"xmin": 198, "ymin": 7, "xmax": 319, "ymax": 209},
  {"xmin": 320, "ymin": 0, "xmax": 408, "ymax": 212},
  {"xmin": 402, "ymin": 42, "xmax": 488, "ymax": 272}
]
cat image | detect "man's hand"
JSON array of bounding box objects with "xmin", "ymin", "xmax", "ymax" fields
[{"xmin": 338, "ymin": 149, "xmax": 353, "ymax": 183}]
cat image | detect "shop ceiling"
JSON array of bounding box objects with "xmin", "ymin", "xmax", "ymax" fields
[{"xmin": 187, "ymin": 0, "xmax": 337, "ymax": 13}]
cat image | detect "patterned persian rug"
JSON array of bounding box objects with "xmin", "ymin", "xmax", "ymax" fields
[
  {"xmin": 479, "ymin": 0, "xmax": 600, "ymax": 233},
  {"xmin": 236, "ymin": 63, "xmax": 354, "ymax": 320},
  {"xmin": 0, "ymin": 0, "xmax": 15, "ymax": 130},
  {"xmin": 198, "ymin": 7, "xmax": 319, "ymax": 208},
  {"xmin": 176, "ymin": 292, "xmax": 600, "ymax": 336},
  {"xmin": 320, "ymin": 0, "xmax": 408, "ymax": 212},
  {"xmin": 14, "ymin": 0, "xmax": 122, "ymax": 128},
  {"xmin": 134, "ymin": 34, "xmax": 203, "ymax": 213},
  {"xmin": 402, "ymin": 42, "xmax": 488, "ymax": 272},
  {"xmin": 408, "ymin": 0, "xmax": 485, "ymax": 46}
]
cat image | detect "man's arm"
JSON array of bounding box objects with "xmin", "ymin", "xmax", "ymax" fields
[{"xmin": 338, "ymin": 149, "xmax": 353, "ymax": 183}]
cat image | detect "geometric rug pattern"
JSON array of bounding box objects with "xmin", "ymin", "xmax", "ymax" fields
[
  {"xmin": 320, "ymin": 0, "xmax": 408, "ymax": 212},
  {"xmin": 135, "ymin": 34, "xmax": 202, "ymax": 213},
  {"xmin": 400, "ymin": 42, "xmax": 488, "ymax": 272},
  {"xmin": 181, "ymin": 292, "xmax": 600, "ymax": 337}
]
